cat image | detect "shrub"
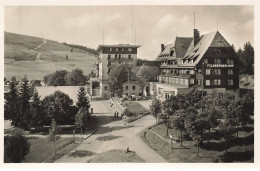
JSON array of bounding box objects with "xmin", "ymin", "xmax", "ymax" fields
[{"xmin": 4, "ymin": 132, "xmax": 30, "ymax": 163}]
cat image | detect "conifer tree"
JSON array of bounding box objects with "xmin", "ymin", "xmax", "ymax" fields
[
  {"xmin": 76, "ymin": 86, "xmax": 90, "ymax": 111},
  {"xmin": 4, "ymin": 77, "xmax": 20, "ymax": 126},
  {"xmin": 18, "ymin": 75, "xmax": 32, "ymax": 129},
  {"xmin": 30, "ymin": 88, "xmax": 45, "ymax": 131}
]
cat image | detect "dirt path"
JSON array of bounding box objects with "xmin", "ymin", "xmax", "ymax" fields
[
  {"xmin": 30, "ymin": 38, "xmax": 71, "ymax": 71},
  {"xmin": 54, "ymin": 100, "xmax": 167, "ymax": 163}
]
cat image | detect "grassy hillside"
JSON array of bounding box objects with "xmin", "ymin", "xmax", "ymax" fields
[{"xmin": 4, "ymin": 32, "xmax": 97, "ymax": 80}]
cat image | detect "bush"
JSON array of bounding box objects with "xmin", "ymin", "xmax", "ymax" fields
[
  {"xmin": 122, "ymin": 110, "xmax": 149, "ymax": 123},
  {"xmin": 4, "ymin": 132, "xmax": 30, "ymax": 163}
]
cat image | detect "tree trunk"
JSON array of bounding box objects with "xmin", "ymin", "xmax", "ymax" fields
[
  {"xmin": 81, "ymin": 127, "xmax": 83, "ymax": 140},
  {"xmin": 197, "ymin": 140, "xmax": 200, "ymax": 156},
  {"xmin": 54, "ymin": 139, "xmax": 56, "ymax": 155},
  {"xmin": 180, "ymin": 131, "xmax": 183, "ymax": 146},
  {"xmin": 208, "ymin": 128, "xmax": 210, "ymax": 143},
  {"xmin": 236, "ymin": 125, "xmax": 239, "ymax": 139}
]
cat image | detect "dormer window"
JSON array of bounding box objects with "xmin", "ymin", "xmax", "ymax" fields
[
  {"xmin": 128, "ymin": 48, "xmax": 132, "ymax": 51},
  {"xmin": 170, "ymin": 50, "xmax": 174, "ymax": 56},
  {"xmin": 227, "ymin": 59, "xmax": 234, "ymax": 65}
]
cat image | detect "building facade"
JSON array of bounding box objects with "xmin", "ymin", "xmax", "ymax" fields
[
  {"xmin": 91, "ymin": 44, "xmax": 155, "ymax": 98},
  {"xmin": 151, "ymin": 29, "xmax": 240, "ymax": 101}
]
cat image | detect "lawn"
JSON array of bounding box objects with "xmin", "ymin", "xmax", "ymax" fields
[
  {"xmin": 88, "ymin": 150, "xmax": 145, "ymax": 163},
  {"xmin": 141, "ymin": 123, "xmax": 254, "ymax": 163},
  {"xmin": 121, "ymin": 101, "xmax": 149, "ymax": 113},
  {"xmin": 22, "ymin": 137, "xmax": 80, "ymax": 163}
]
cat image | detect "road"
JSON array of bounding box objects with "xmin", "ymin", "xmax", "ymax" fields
[{"xmin": 54, "ymin": 100, "xmax": 167, "ymax": 163}]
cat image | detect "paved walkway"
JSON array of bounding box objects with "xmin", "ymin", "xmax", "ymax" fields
[{"xmin": 54, "ymin": 100, "xmax": 167, "ymax": 163}]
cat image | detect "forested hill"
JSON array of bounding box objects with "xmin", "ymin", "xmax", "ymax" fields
[{"xmin": 63, "ymin": 42, "xmax": 98, "ymax": 56}]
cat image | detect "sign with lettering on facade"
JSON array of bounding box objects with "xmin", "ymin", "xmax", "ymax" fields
[{"xmin": 206, "ymin": 64, "xmax": 234, "ymax": 68}]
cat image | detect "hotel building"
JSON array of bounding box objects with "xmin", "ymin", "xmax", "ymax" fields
[{"xmin": 150, "ymin": 29, "xmax": 240, "ymax": 100}]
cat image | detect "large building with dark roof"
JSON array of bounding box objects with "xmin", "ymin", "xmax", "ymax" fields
[{"xmin": 151, "ymin": 29, "xmax": 240, "ymax": 100}]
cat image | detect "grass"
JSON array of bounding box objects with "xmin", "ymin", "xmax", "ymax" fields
[
  {"xmin": 88, "ymin": 150, "xmax": 145, "ymax": 163},
  {"xmin": 96, "ymin": 135, "xmax": 122, "ymax": 141},
  {"xmin": 141, "ymin": 124, "xmax": 254, "ymax": 163},
  {"xmin": 4, "ymin": 32, "xmax": 97, "ymax": 80},
  {"xmin": 22, "ymin": 137, "xmax": 80, "ymax": 163},
  {"xmin": 121, "ymin": 101, "xmax": 149, "ymax": 113}
]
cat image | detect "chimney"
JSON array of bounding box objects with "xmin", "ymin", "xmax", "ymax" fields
[
  {"xmin": 193, "ymin": 29, "xmax": 200, "ymax": 46},
  {"xmin": 161, "ymin": 44, "xmax": 165, "ymax": 52}
]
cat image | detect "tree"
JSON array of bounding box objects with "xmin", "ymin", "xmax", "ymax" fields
[
  {"xmin": 239, "ymin": 91, "xmax": 254, "ymax": 127},
  {"xmin": 4, "ymin": 131, "xmax": 30, "ymax": 163},
  {"xmin": 219, "ymin": 121, "xmax": 235, "ymax": 153},
  {"xmin": 42, "ymin": 91, "xmax": 76, "ymax": 125},
  {"xmin": 4, "ymin": 77, "xmax": 20, "ymax": 125},
  {"xmin": 43, "ymin": 70, "xmax": 68, "ymax": 86},
  {"xmin": 186, "ymin": 107, "xmax": 208, "ymax": 156},
  {"xmin": 202, "ymin": 95, "xmax": 221, "ymax": 142},
  {"xmin": 108, "ymin": 65, "xmax": 128, "ymax": 97},
  {"xmin": 75, "ymin": 108, "xmax": 88, "ymax": 139},
  {"xmin": 76, "ymin": 86, "xmax": 91, "ymax": 111},
  {"xmin": 149, "ymin": 96, "xmax": 162, "ymax": 124},
  {"xmin": 170, "ymin": 110, "xmax": 186, "ymax": 146},
  {"xmin": 30, "ymin": 88, "xmax": 46, "ymax": 131},
  {"xmin": 18, "ymin": 75, "xmax": 32, "ymax": 129},
  {"xmin": 48, "ymin": 119, "xmax": 61, "ymax": 155},
  {"xmin": 65, "ymin": 68, "xmax": 87, "ymax": 86},
  {"xmin": 136, "ymin": 65, "xmax": 160, "ymax": 96},
  {"xmin": 238, "ymin": 42, "xmax": 254, "ymax": 75}
]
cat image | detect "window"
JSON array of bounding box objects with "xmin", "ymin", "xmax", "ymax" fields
[
  {"xmin": 165, "ymin": 93, "xmax": 170, "ymax": 99},
  {"xmin": 132, "ymin": 93, "xmax": 135, "ymax": 95},
  {"xmin": 190, "ymin": 70, "xmax": 195, "ymax": 74},
  {"xmin": 108, "ymin": 69, "xmax": 110, "ymax": 74},
  {"xmin": 125, "ymin": 93, "xmax": 128, "ymax": 96},
  {"xmin": 214, "ymin": 58, "xmax": 221, "ymax": 64},
  {"xmin": 228, "ymin": 79, "xmax": 234, "ymax": 85},
  {"xmin": 119, "ymin": 54, "xmax": 121, "ymax": 60},
  {"xmin": 190, "ymin": 78, "xmax": 194, "ymax": 84},
  {"xmin": 119, "ymin": 61, "xmax": 121, "ymax": 64},
  {"xmin": 227, "ymin": 59, "xmax": 234, "ymax": 65},
  {"xmin": 128, "ymin": 48, "xmax": 132, "ymax": 51},
  {"xmin": 212, "ymin": 79, "xmax": 221, "ymax": 85},
  {"xmin": 206, "ymin": 80, "xmax": 211, "ymax": 86},
  {"xmin": 204, "ymin": 59, "xmax": 208, "ymax": 64},
  {"xmin": 121, "ymin": 48, "xmax": 124, "ymax": 51},
  {"xmin": 132, "ymin": 86, "xmax": 135, "ymax": 90},
  {"xmin": 228, "ymin": 69, "xmax": 234, "ymax": 75},
  {"xmin": 108, "ymin": 55, "xmax": 111, "ymax": 60},
  {"xmin": 206, "ymin": 69, "xmax": 211, "ymax": 75},
  {"xmin": 198, "ymin": 79, "xmax": 201, "ymax": 85},
  {"xmin": 185, "ymin": 79, "xmax": 189, "ymax": 85},
  {"xmin": 125, "ymin": 86, "xmax": 128, "ymax": 90},
  {"xmin": 108, "ymin": 61, "xmax": 111, "ymax": 66},
  {"xmin": 181, "ymin": 79, "xmax": 184, "ymax": 84},
  {"xmin": 176, "ymin": 78, "xmax": 179, "ymax": 84},
  {"xmin": 109, "ymin": 48, "xmax": 112, "ymax": 51},
  {"xmin": 116, "ymin": 48, "xmax": 118, "ymax": 51},
  {"xmin": 128, "ymin": 55, "xmax": 131, "ymax": 60},
  {"xmin": 213, "ymin": 69, "xmax": 221, "ymax": 75},
  {"xmin": 104, "ymin": 86, "xmax": 107, "ymax": 90},
  {"xmin": 198, "ymin": 69, "xmax": 202, "ymax": 74},
  {"xmin": 170, "ymin": 50, "xmax": 174, "ymax": 56},
  {"xmin": 115, "ymin": 55, "xmax": 117, "ymax": 59}
]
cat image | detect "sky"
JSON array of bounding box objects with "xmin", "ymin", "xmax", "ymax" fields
[{"xmin": 4, "ymin": 5, "xmax": 254, "ymax": 60}]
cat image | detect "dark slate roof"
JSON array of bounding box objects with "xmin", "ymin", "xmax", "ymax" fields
[
  {"xmin": 158, "ymin": 43, "xmax": 175, "ymax": 58},
  {"xmin": 175, "ymin": 37, "xmax": 193, "ymax": 58},
  {"xmin": 179, "ymin": 31, "xmax": 232, "ymax": 67}
]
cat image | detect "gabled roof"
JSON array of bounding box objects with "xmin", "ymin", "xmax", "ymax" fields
[
  {"xmin": 175, "ymin": 37, "xmax": 193, "ymax": 58},
  {"xmin": 179, "ymin": 31, "xmax": 232, "ymax": 67},
  {"xmin": 157, "ymin": 37, "xmax": 193, "ymax": 61},
  {"xmin": 158, "ymin": 43, "xmax": 175, "ymax": 58}
]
